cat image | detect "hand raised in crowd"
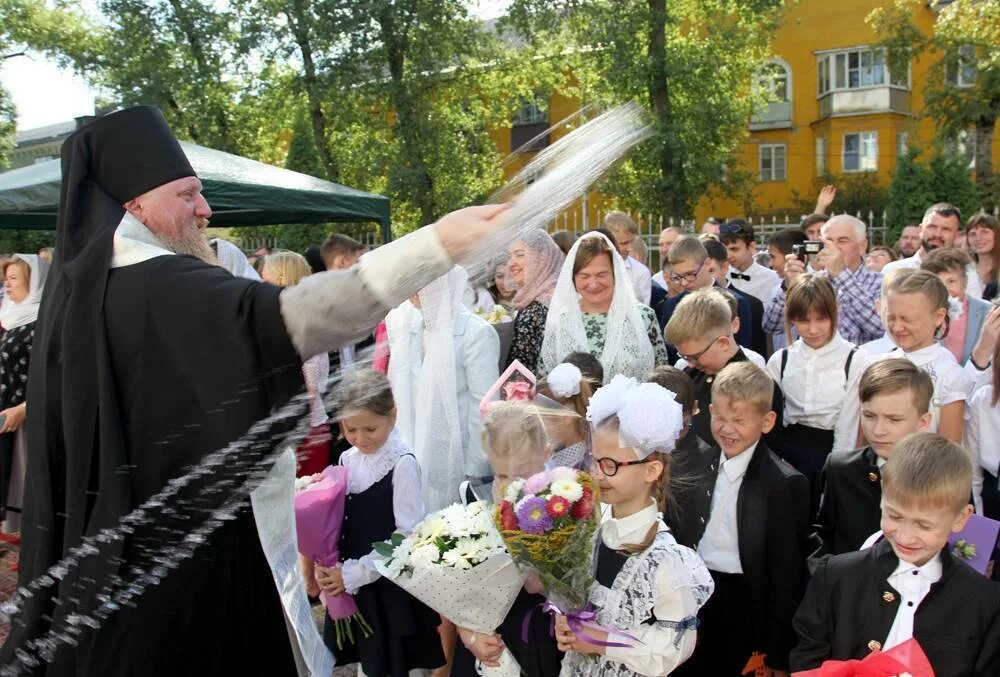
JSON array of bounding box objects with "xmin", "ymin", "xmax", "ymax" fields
[
  {"xmin": 433, "ymin": 203, "xmax": 511, "ymax": 262},
  {"xmin": 554, "ymin": 614, "xmax": 607, "ymax": 655},
  {"xmin": 0, "ymin": 402, "xmax": 26, "ymax": 434},
  {"xmin": 458, "ymin": 626, "xmax": 505, "ymax": 667},
  {"xmin": 814, "ymin": 184, "xmax": 836, "ymax": 215},
  {"xmin": 814, "ymin": 244, "xmax": 845, "ymax": 277},
  {"xmin": 971, "ymin": 304, "xmax": 1000, "ymax": 368},
  {"xmin": 783, "ymin": 254, "xmax": 808, "ymax": 288},
  {"xmin": 314, "ymin": 564, "xmax": 345, "ymax": 596}
]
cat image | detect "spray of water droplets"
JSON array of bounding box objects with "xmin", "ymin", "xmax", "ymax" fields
[{"xmin": 0, "ymin": 103, "xmax": 651, "ymax": 674}]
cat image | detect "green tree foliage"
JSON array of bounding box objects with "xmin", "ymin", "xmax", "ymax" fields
[
  {"xmin": 506, "ymin": 0, "xmax": 785, "ymax": 218},
  {"xmin": 0, "ymin": 84, "xmax": 14, "ymax": 169},
  {"xmin": 884, "ymin": 146, "xmax": 981, "ymax": 242},
  {"xmin": 0, "ymin": 229, "xmax": 55, "ymax": 254},
  {"xmin": 868, "ymin": 0, "xmax": 1000, "ymax": 206}
]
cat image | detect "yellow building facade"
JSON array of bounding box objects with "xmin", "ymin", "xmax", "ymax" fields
[{"xmin": 494, "ymin": 0, "xmax": 999, "ymax": 229}]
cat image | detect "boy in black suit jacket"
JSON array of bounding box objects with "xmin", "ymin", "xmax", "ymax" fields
[
  {"xmin": 816, "ymin": 359, "xmax": 933, "ymax": 555},
  {"xmin": 671, "ymin": 362, "xmax": 809, "ymax": 676},
  {"xmin": 665, "ymin": 288, "xmax": 785, "ymax": 454},
  {"xmin": 792, "ymin": 433, "xmax": 1000, "ymax": 676}
]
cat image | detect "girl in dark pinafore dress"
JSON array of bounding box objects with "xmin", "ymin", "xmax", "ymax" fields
[{"xmin": 314, "ymin": 370, "xmax": 445, "ymax": 676}]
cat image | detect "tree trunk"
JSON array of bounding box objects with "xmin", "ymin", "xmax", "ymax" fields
[
  {"xmin": 166, "ymin": 0, "xmax": 234, "ymax": 151},
  {"xmin": 380, "ymin": 7, "xmax": 436, "ymax": 225},
  {"xmin": 286, "ymin": 0, "xmax": 339, "ymax": 181},
  {"xmin": 974, "ymin": 97, "xmax": 998, "ymax": 209},
  {"xmin": 647, "ymin": 0, "xmax": 688, "ymax": 217}
]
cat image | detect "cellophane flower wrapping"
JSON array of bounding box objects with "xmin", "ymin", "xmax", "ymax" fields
[
  {"xmin": 294, "ymin": 465, "xmax": 371, "ymax": 648},
  {"xmin": 792, "ymin": 638, "xmax": 933, "ymax": 677},
  {"xmin": 374, "ymin": 501, "xmax": 527, "ymax": 676},
  {"xmin": 494, "ymin": 467, "xmax": 601, "ymax": 614}
]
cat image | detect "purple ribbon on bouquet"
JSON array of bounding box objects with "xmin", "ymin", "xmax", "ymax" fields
[{"xmin": 522, "ymin": 601, "xmax": 642, "ymax": 648}]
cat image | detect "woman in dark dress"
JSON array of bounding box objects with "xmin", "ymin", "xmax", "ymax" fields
[
  {"xmin": 0, "ymin": 254, "xmax": 48, "ymax": 538},
  {"xmin": 506, "ymin": 230, "xmax": 564, "ymax": 374}
]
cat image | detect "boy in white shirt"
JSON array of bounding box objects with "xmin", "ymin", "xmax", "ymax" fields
[
  {"xmin": 720, "ymin": 219, "xmax": 780, "ymax": 303},
  {"xmin": 791, "ymin": 433, "xmax": 1000, "ymax": 675}
]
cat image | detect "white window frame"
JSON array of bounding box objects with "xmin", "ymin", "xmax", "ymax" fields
[
  {"xmin": 816, "ymin": 46, "xmax": 909, "ymax": 96},
  {"xmin": 843, "ymin": 131, "xmax": 878, "ymax": 173},
  {"xmin": 947, "ymin": 45, "xmax": 977, "ymax": 88},
  {"xmin": 896, "ymin": 132, "xmax": 909, "ymax": 156},
  {"xmin": 759, "ymin": 143, "xmax": 787, "ymax": 182},
  {"xmin": 754, "ymin": 59, "xmax": 792, "ymax": 103},
  {"xmin": 816, "ymin": 137, "xmax": 827, "ymax": 174}
]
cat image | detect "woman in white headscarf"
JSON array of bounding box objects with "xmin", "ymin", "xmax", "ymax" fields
[
  {"xmin": 385, "ymin": 266, "xmax": 500, "ymax": 513},
  {"xmin": 541, "ymin": 232, "xmax": 668, "ymax": 382},
  {"xmin": 0, "ymin": 254, "xmax": 49, "ymax": 536}
]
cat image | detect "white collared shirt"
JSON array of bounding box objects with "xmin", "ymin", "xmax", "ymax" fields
[
  {"xmin": 883, "ymin": 554, "xmax": 943, "ymax": 650},
  {"xmin": 697, "ymin": 444, "xmax": 757, "ymax": 573},
  {"xmin": 834, "ymin": 342, "xmax": 972, "ymax": 454},
  {"xmin": 339, "ymin": 431, "xmax": 426, "ymax": 594},
  {"xmin": 766, "ymin": 335, "xmax": 858, "ymax": 430},
  {"xmin": 727, "ymin": 260, "xmax": 780, "ymax": 304},
  {"xmin": 651, "ymin": 270, "xmax": 667, "ymax": 291},
  {"xmin": 599, "ymin": 501, "xmax": 709, "ymax": 675},
  {"xmin": 965, "ymin": 385, "xmax": 999, "ymax": 514},
  {"xmin": 625, "ymin": 256, "xmax": 653, "ymax": 305}
]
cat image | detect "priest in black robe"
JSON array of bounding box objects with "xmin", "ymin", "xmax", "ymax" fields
[{"xmin": 0, "ymin": 106, "xmax": 507, "ymax": 676}]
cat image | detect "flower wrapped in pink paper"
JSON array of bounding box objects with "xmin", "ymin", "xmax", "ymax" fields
[
  {"xmin": 792, "ymin": 638, "xmax": 934, "ymax": 677},
  {"xmin": 294, "ymin": 465, "xmax": 372, "ymax": 648}
]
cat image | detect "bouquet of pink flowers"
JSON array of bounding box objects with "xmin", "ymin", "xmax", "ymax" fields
[
  {"xmin": 294, "ymin": 465, "xmax": 372, "ymax": 648},
  {"xmin": 494, "ymin": 467, "xmax": 605, "ymax": 628}
]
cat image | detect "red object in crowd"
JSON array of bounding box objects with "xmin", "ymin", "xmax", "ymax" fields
[
  {"xmin": 0, "ymin": 533, "xmax": 20, "ymax": 545},
  {"xmin": 372, "ymin": 321, "xmax": 389, "ymax": 373},
  {"xmin": 792, "ymin": 638, "xmax": 934, "ymax": 677},
  {"xmin": 296, "ymin": 423, "xmax": 332, "ymax": 478}
]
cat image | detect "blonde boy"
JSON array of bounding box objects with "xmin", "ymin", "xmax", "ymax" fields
[
  {"xmin": 665, "ymin": 289, "xmax": 785, "ymax": 451},
  {"xmin": 671, "ymin": 362, "xmax": 808, "ymax": 677},
  {"xmin": 792, "ymin": 433, "xmax": 1000, "ymax": 675}
]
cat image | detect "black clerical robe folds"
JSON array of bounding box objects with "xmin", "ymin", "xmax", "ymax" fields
[
  {"xmin": 12, "ymin": 254, "xmax": 303, "ymax": 677},
  {"xmin": 791, "ymin": 539, "xmax": 1000, "ymax": 677}
]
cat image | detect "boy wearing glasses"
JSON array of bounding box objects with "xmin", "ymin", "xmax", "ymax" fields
[
  {"xmin": 671, "ymin": 362, "xmax": 809, "ymax": 677},
  {"xmin": 721, "ymin": 219, "xmax": 781, "ymax": 304},
  {"xmin": 665, "ymin": 289, "xmax": 785, "ymax": 454}
]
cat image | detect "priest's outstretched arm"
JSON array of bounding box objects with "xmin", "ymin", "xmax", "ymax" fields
[{"xmin": 279, "ymin": 204, "xmax": 507, "ymax": 359}]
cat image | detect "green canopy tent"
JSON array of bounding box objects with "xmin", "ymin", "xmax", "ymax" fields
[{"xmin": 0, "ymin": 141, "xmax": 391, "ymax": 242}]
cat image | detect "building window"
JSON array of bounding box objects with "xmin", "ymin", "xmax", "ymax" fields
[
  {"xmin": 843, "ymin": 132, "xmax": 878, "ymax": 172},
  {"xmin": 816, "ymin": 137, "xmax": 827, "ymax": 174},
  {"xmin": 945, "ymin": 129, "xmax": 976, "ymax": 169},
  {"xmin": 946, "ymin": 45, "xmax": 977, "ymax": 88},
  {"xmin": 817, "ymin": 47, "xmax": 908, "ymax": 95},
  {"xmin": 759, "ymin": 144, "xmax": 787, "ymax": 182},
  {"xmin": 896, "ymin": 132, "xmax": 909, "ymax": 156},
  {"xmin": 754, "ymin": 61, "xmax": 790, "ymax": 102},
  {"xmin": 513, "ymin": 96, "xmax": 548, "ymax": 126}
]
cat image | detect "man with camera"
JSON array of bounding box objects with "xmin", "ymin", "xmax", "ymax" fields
[{"xmin": 763, "ymin": 215, "xmax": 882, "ymax": 346}]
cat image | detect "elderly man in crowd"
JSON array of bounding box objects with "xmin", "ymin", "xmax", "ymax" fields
[
  {"xmin": 882, "ymin": 203, "xmax": 983, "ymax": 298},
  {"xmin": 764, "ymin": 214, "xmax": 883, "ymax": 346}
]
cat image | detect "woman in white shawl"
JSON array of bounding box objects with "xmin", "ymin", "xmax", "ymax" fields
[
  {"xmin": 0, "ymin": 254, "xmax": 49, "ymax": 536},
  {"xmin": 385, "ymin": 266, "xmax": 500, "ymax": 513},
  {"xmin": 540, "ymin": 232, "xmax": 668, "ymax": 382}
]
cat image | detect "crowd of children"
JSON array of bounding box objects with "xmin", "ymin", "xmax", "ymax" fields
[{"xmin": 293, "ymin": 248, "xmax": 1000, "ymax": 677}]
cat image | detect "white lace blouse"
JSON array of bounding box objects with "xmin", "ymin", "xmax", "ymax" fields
[{"xmin": 560, "ymin": 502, "xmax": 714, "ymax": 677}]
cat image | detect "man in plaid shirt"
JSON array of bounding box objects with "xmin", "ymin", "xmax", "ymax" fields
[{"xmin": 764, "ymin": 215, "xmax": 882, "ymax": 346}]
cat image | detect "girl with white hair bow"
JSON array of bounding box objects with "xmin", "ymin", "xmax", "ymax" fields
[{"xmin": 555, "ymin": 376, "xmax": 713, "ymax": 677}]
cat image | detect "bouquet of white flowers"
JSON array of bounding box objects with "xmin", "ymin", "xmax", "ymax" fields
[
  {"xmin": 474, "ymin": 305, "xmax": 513, "ymax": 325},
  {"xmin": 374, "ymin": 501, "xmax": 526, "ymax": 677}
]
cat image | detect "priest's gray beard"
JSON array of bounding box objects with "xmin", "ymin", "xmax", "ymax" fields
[{"xmin": 160, "ymin": 219, "xmax": 219, "ymax": 265}]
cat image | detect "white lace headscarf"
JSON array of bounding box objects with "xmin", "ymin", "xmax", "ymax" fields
[
  {"xmin": 386, "ymin": 266, "xmax": 468, "ymax": 512},
  {"xmin": 540, "ymin": 232, "xmax": 654, "ymax": 382},
  {"xmin": 0, "ymin": 254, "xmax": 49, "ymax": 331}
]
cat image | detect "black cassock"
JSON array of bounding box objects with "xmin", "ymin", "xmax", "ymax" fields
[{"xmin": 6, "ymin": 254, "xmax": 304, "ymax": 676}]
